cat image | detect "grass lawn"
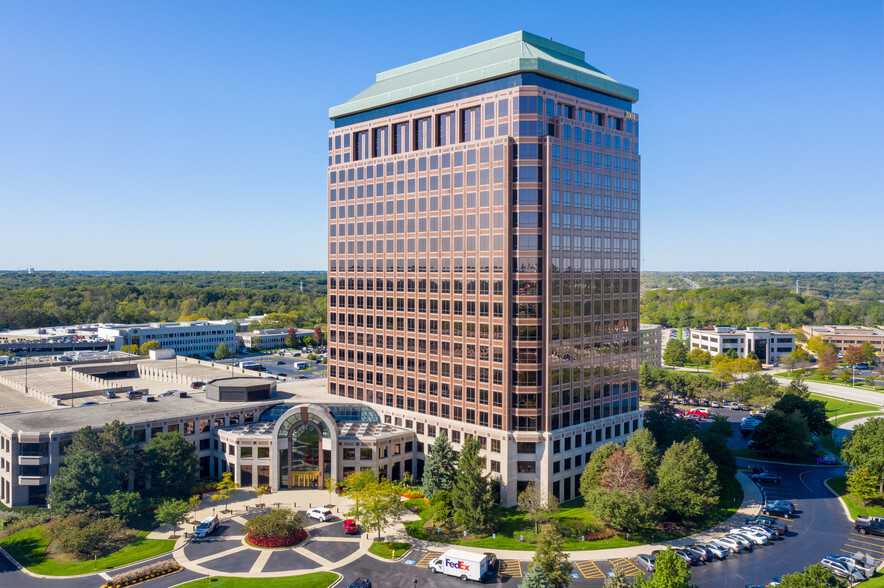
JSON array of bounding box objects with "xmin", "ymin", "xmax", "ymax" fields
[
  {"xmin": 404, "ymin": 481, "xmax": 742, "ymax": 552},
  {"xmin": 808, "ymin": 395, "xmax": 879, "ymax": 418},
  {"xmin": 827, "ymin": 477, "xmax": 884, "ymax": 519},
  {"xmin": 368, "ymin": 541, "xmax": 411, "ymax": 559},
  {"xmin": 782, "ymin": 370, "xmax": 884, "ymax": 391},
  {"xmin": 174, "ymin": 573, "xmax": 337, "ymax": 588},
  {"xmin": 0, "ymin": 526, "xmax": 175, "ymax": 576}
]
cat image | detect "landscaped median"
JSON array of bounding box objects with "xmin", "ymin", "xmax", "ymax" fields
[
  {"xmin": 826, "ymin": 476, "xmax": 884, "ymax": 520},
  {"xmin": 0, "ymin": 525, "xmax": 175, "ymax": 576},
  {"xmin": 172, "ymin": 573, "xmax": 338, "ymax": 587},
  {"xmin": 368, "ymin": 540, "xmax": 411, "ymax": 559}
]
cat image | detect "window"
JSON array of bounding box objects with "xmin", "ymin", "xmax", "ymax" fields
[
  {"xmin": 438, "ymin": 113, "xmax": 456, "ymax": 146},
  {"xmin": 415, "ymin": 117, "xmax": 431, "ymax": 150},
  {"xmin": 394, "ymin": 122, "xmax": 409, "ymax": 153},
  {"xmin": 462, "ymin": 107, "xmax": 481, "ymax": 142}
]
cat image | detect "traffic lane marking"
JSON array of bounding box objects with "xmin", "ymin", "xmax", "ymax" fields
[
  {"xmin": 498, "ymin": 559, "xmax": 523, "ymax": 578},
  {"xmin": 610, "ymin": 557, "xmax": 645, "ymax": 576},
  {"xmin": 574, "ymin": 560, "xmax": 605, "ymax": 579}
]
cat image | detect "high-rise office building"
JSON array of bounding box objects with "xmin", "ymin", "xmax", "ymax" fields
[{"xmin": 327, "ymin": 31, "xmax": 641, "ymax": 506}]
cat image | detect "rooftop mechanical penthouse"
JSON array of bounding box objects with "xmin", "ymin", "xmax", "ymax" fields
[{"xmin": 327, "ymin": 31, "xmax": 642, "ymax": 506}]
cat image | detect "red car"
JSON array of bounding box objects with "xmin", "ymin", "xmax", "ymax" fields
[{"xmin": 343, "ymin": 519, "xmax": 359, "ymax": 534}]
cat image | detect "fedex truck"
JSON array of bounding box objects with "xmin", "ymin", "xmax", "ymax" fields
[{"xmin": 428, "ymin": 549, "xmax": 489, "ymax": 582}]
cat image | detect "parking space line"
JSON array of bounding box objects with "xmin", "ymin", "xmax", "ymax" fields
[
  {"xmin": 610, "ymin": 557, "xmax": 644, "ymax": 576},
  {"xmin": 850, "ymin": 533, "xmax": 884, "ymax": 544},
  {"xmin": 416, "ymin": 551, "xmax": 442, "ymax": 567},
  {"xmin": 499, "ymin": 559, "xmax": 522, "ymax": 578},
  {"xmin": 845, "ymin": 542, "xmax": 884, "ymax": 555},
  {"xmin": 574, "ymin": 560, "xmax": 605, "ymax": 579}
]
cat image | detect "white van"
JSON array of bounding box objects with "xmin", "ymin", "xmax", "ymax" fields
[{"xmin": 193, "ymin": 515, "xmax": 219, "ymax": 538}]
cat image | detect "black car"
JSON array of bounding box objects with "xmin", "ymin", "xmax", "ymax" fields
[
  {"xmin": 752, "ymin": 472, "xmax": 782, "ymax": 484},
  {"xmin": 347, "ymin": 579, "xmax": 371, "ymax": 588},
  {"xmin": 684, "ymin": 545, "xmax": 712, "ymax": 562},
  {"xmin": 761, "ymin": 503, "xmax": 792, "ymax": 518}
]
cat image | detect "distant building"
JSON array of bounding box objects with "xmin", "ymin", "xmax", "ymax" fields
[
  {"xmin": 97, "ymin": 321, "xmax": 237, "ymax": 357},
  {"xmin": 689, "ymin": 326, "xmax": 794, "ymax": 364},
  {"xmin": 639, "ymin": 324, "xmax": 662, "ymax": 367},
  {"xmin": 802, "ymin": 325, "xmax": 884, "ymax": 355},
  {"xmin": 238, "ymin": 328, "xmax": 313, "ymax": 351}
]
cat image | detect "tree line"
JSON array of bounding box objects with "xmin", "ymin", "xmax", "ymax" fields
[
  {"xmin": 641, "ymin": 286, "xmax": 884, "ymax": 328},
  {"xmin": 0, "ymin": 272, "xmax": 327, "ymax": 330}
]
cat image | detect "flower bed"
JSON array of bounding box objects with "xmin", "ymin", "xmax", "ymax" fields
[
  {"xmin": 100, "ymin": 559, "xmax": 180, "ymax": 588},
  {"xmin": 245, "ymin": 528, "xmax": 307, "ymax": 548}
]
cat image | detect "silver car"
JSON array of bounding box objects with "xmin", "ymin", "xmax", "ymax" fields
[
  {"xmin": 820, "ymin": 558, "xmax": 865, "ymax": 583},
  {"xmin": 714, "ymin": 536, "xmax": 743, "ymax": 553},
  {"xmin": 729, "ymin": 529, "xmax": 768, "ymax": 546},
  {"xmin": 724, "ymin": 534, "xmax": 754, "ymax": 550},
  {"xmin": 700, "ymin": 542, "xmax": 729, "ymax": 559},
  {"xmin": 635, "ymin": 554, "xmax": 655, "ymax": 572}
]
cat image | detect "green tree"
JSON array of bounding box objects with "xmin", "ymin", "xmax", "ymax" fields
[
  {"xmin": 782, "ymin": 375, "xmax": 810, "ymax": 398},
  {"xmin": 211, "ymin": 472, "xmax": 240, "ymax": 512},
  {"xmin": 51, "ymin": 510, "xmax": 124, "ymax": 558},
  {"xmin": 805, "ymin": 336, "xmax": 829, "ymax": 355},
  {"xmin": 521, "ymin": 564, "xmax": 554, "ymax": 588},
  {"xmin": 343, "ymin": 469, "xmax": 377, "ymax": 520},
  {"xmin": 346, "ymin": 477, "xmax": 405, "ymax": 539},
  {"xmin": 847, "ymin": 467, "xmax": 878, "ymax": 506},
  {"xmin": 530, "ymin": 526, "xmax": 571, "ymax": 588},
  {"xmin": 640, "ymin": 401, "xmax": 697, "ymax": 450},
  {"xmin": 751, "ymin": 410, "xmax": 812, "ymax": 458},
  {"xmin": 243, "ymin": 508, "xmax": 304, "ymax": 542},
  {"xmin": 214, "ymin": 342, "xmax": 233, "ymax": 359},
  {"xmin": 451, "ymin": 436, "xmax": 496, "ymax": 534},
  {"xmin": 144, "ymin": 432, "xmax": 199, "ymax": 499},
  {"xmin": 778, "ymin": 563, "xmax": 845, "ymax": 587},
  {"xmin": 663, "ymin": 339, "xmax": 687, "ymax": 367},
  {"xmin": 860, "ymin": 341, "xmax": 877, "ymax": 364},
  {"xmin": 625, "ymin": 428, "xmax": 660, "ymax": 485},
  {"xmin": 579, "ymin": 442, "xmax": 619, "ymax": 495},
  {"xmin": 518, "ymin": 483, "xmax": 559, "ymax": 533},
  {"xmin": 633, "ymin": 547, "xmax": 695, "ymax": 588},
  {"xmin": 584, "ymin": 486, "xmax": 660, "ymax": 533},
  {"xmin": 772, "ymin": 394, "xmax": 830, "ymax": 434},
  {"xmin": 48, "ymin": 450, "xmax": 116, "ymax": 513},
  {"xmin": 421, "ymin": 429, "xmax": 457, "ymax": 499},
  {"xmin": 841, "ymin": 418, "xmax": 884, "ymax": 492},
  {"xmin": 120, "ymin": 344, "xmax": 139, "ymax": 354},
  {"xmin": 429, "ymin": 490, "xmax": 452, "ymax": 527},
  {"xmin": 155, "ymin": 498, "xmax": 189, "ymax": 538},
  {"xmin": 101, "ymin": 420, "xmax": 138, "ymax": 489},
  {"xmin": 697, "ymin": 428, "xmax": 736, "ymax": 478},
  {"xmin": 108, "ymin": 491, "xmax": 142, "ymax": 525},
  {"xmin": 639, "ymin": 361, "xmax": 656, "ymax": 392},
  {"xmin": 139, "ymin": 341, "xmax": 162, "ymax": 355},
  {"xmin": 656, "ymin": 438, "xmax": 719, "ymax": 521},
  {"xmin": 730, "ymin": 373, "xmax": 780, "ymax": 402}
]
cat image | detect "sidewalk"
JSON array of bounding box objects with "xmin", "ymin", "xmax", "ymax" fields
[
  {"xmin": 147, "ymin": 487, "xmax": 353, "ymax": 539},
  {"xmin": 379, "ymin": 471, "xmax": 762, "ymax": 562}
]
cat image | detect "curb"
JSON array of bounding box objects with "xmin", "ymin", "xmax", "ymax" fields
[{"xmin": 822, "ymin": 477, "xmax": 855, "ymax": 524}]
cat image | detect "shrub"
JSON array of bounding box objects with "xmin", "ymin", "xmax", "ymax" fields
[
  {"xmin": 554, "ymin": 519, "xmax": 602, "ymax": 538},
  {"xmin": 51, "ymin": 510, "xmax": 124, "ymax": 558},
  {"xmin": 101, "ymin": 559, "xmax": 179, "ymax": 587},
  {"xmin": 0, "ymin": 510, "xmax": 51, "ymax": 537},
  {"xmin": 242, "ymin": 508, "xmax": 305, "ymax": 547}
]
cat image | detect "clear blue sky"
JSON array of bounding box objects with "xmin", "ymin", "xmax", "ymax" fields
[{"xmin": 1, "ymin": 1, "xmax": 881, "ymax": 272}]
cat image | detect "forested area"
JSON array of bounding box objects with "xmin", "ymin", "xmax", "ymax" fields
[
  {"xmin": 1, "ymin": 270, "xmax": 881, "ymax": 331},
  {"xmin": 0, "ymin": 272, "xmax": 326, "ymax": 330},
  {"xmin": 641, "ymin": 286, "xmax": 884, "ymax": 328}
]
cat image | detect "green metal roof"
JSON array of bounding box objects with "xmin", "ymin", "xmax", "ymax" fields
[{"xmin": 329, "ymin": 31, "xmax": 639, "ymax": 120}]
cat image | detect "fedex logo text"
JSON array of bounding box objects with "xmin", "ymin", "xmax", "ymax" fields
[{"xmin": 445, "ymin": 559, "xmax": 470, "ymax": 571}]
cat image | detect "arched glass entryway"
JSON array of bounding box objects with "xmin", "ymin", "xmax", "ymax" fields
[{"xmin": 276, "ymin": 410, "xmax": 332, "ymax": 489}]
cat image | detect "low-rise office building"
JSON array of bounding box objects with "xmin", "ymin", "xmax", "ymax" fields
[
  {"xmin": 689, "ymin": 326, "xmax": 794, "ymax": 364},
  {"xmin": 801, "ymin": 325, "xmax": 884, "ymax": 355},
  {"xmin": 97, "ymin": 321, "xmax": 237, "ymax": 357},
  {"xmin": 639, "ymin": 324, "xmax": 662, "ymax": 367}
]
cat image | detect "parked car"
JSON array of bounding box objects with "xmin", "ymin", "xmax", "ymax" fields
[
  {"xmin": 724, "ymin": 534, "xmax": 753, "ymax": 550},
  {"xmin": 751, "ymin": 472, "xmax": 782, "ymax": 484},
  {"xmin": 126, "ymin": 390, "xmax": 144, "ymax": 399},
  {"xmin": 684, "ymin": 545, "xmax": 712, "ymax": 562},
  {"xmin": 700, "ymin": 542, "xmax": 729, "ymax": 559},
  {"xmin": 729, "ymin": 529, "xmax": 768, "ymax": 546},
  {"xmin": 710, "ymin": 401, "xmax": 721, "ymax": 408},
  {"xmin": 160, "ymin": 390, "xmax": 178, "ymax": 397},
  {"xmin": 761, "ymin": 503, "xmax": 793, "ymax": 518},
  {"xmin": 635, "ymin": 554, "xmax": 655, "ymax": 571},
  {"xmin": 816, "ymin": 455, "xmax": 839, "ymax": 465},
  {"xmin": 674, "ymin": 549, "xmax": 700, "ymax": 565},
  {"xmin": 854, "ymin": 515, "xmax": 884, "ymax": 536},
  {"xmin": 276, "ymin": 360, "xmax": 285, "ymax": 365},
  {"xmin": 103, "ymin": 390, "xmax": 117, "ymax": 398},
  {"xmin": 742, "ymin": 525, "xmax": 777, "ymax": 540},
  {"xmin": 746, "ymin": 515, "xmax": 788, "ymax": 535},
  {"xmin": 297, "ymin": 375, "xmax": 309, "ymax": 380},
  {"xmin": 307, "ymin": 507, "xmax": 333, "ymax": 522},
  {"xmin": 819, "ymin": 557, "xmax": 865, "ymax": 583},
  {"xmin": 347, "ymin": 579, "xmax": 371, "ymax": 588},
  {"xmin": 825, "ymin": 555, "xmax": 873, "ymax": 578},
  {"xmin": 767, "ymin": 500, "xmax": 796, "ymax": 512},
  {"xmin": 78, "ymin": 401, "xmax": 99, "ymax": 407},
  {"xmin": 713, "ymin": 536, "xmax": 743, "ymax": 553},
  {"xmin": 190, "ymin": 381, "xmax": 206, "ymax": 389},
  {"xmin": 193, "ymin": 515, "xmax": 219, "ymax": 538},
  {"xmin": 343, "ymin": 519, "xmax": 359, "ymax": 534}
]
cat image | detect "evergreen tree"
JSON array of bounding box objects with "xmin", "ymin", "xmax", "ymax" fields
[
  {"xmin": 531, "ymin": 527, "xmax": 571, "ymax": 588},
  {"xmin": 579, "ymin": 442, "xmax": 618, "ymax": 495},
  {"xmin": 422, "ymin": 429, "xmax": 457, "ymax": 499},
  {"xmin": 604, "ymin": 566, "xmax": 634, "ymax": 588},
  {"xmin": 625, "ymin": 428, "xmax": 660, "ymax": 485},
  {"xmin": 639, "ymin": 361, "xmax": 655, "ymax": 392},
  {"xmin": 663, "ymin": 338, "xmax": 687, "ymax": 367},
  {"xmin": 842, "ymin": 418, "xmax": 884, "ymax": 493},
  {"xmin": 847, "ymin": 467, "xmax": 878, "ymax": 506},
  {"xmin": 48, "ymin": 450, "xmax": 115, "ymax": 513},
  {"xmin": 451, "ymin": 436, "xmax": 496, "ymax": 534},
  {"xmin": 521, "ymin": 564, "xmax": 554, "ymax": 588},
  {"xmin": 144, "ymin": 432, "xmax": 200, "ymax": 498},
  {"xmin": 656, "ymin": 438, "xmax": 719, "ymax": 521}
]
